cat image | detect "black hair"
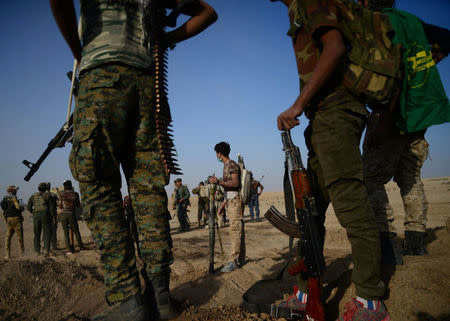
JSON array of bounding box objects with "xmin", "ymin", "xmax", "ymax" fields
[
  {"xmin": 214, "ymin": 142, "xmax": 230, "ymax": 157},
  {"xmin": 368, "ymin": 0, "xmax": 395, "ymax": 11}
]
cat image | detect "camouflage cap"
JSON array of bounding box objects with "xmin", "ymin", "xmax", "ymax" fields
[
  {"xmin": 63, "ymin": 180, "xmax": 72, "ymax": 187},
  {"xmin": 174, "ymin": 178, "xmax": 182, "ymax": 183},
  {"xmin": 7, "ymin": 185, "xmax": 19, "ymax": 192}
]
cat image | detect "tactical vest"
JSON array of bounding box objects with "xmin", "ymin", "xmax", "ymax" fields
[
  {"xmin": 79, "ymin": 0, "xmax": 154, "ymax": 73},
  {"xmin": 32, "ymin": 193, "xmax": 48, "ymax": 213}
]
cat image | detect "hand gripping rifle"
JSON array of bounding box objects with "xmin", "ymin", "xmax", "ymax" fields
[
  {"xmin": 264, "ymin": 130, "xmax": 325, "ymax": 321},
  {"xmin": 23, "ymin": 72, "xmax": 79, "ymax": 181}
]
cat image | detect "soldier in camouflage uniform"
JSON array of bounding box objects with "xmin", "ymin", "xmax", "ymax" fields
[
  {"xmin": 50, "ymin": 0, "xmax": 217, "ymax": 319},
  {"xmin": 361, "ymin": 0, "xmax": 450, "ymax": 259},
  {"xmin": 272, "ymin": 0, "xmax": 388, "ymax": 319},
  {"xmin": 1, "ymin": 186, "xmax": 25, "ymax": 259},
  {"xmin": 209, "ymin": 142, "xmax": 245, "ymax": 273},
  {"xmin": 28, "ymin": 182, "xmax": 54, "ymax": 257}
]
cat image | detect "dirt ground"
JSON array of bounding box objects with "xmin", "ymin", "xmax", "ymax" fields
[{"xmin": 0, "ymin": 177, "xmax": 449, "ymax": 321}]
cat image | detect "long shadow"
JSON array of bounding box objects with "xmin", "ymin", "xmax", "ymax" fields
[
  {"xmin": 416, "ymin": 312, "xmax": 450, "ymax": 321},
  {"xmin": 171, "ymin": 247, "xmax": 295, "ymax": 311},
  {"xmin": 322, "ymin": 254, "xmax": 353, "ymax": 320},
  {"xmin": 424, "ymin": 226, "xmax": 444, "ymax": 246}
]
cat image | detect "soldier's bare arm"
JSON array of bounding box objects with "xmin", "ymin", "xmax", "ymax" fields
[
  {"xmin": 167, "ymin": 0, "xmax": 218, "ymax": 45},
  {"xmin": 219, "ymin": 173, "xmax": 239, "ymax": 189},
  {"xmin": 277, "ymin": 28, "xmax": 347, "ymax": 130},
  {"xmin": 49, "ymin": 0, "xmax": 82, "ymax": 62}
]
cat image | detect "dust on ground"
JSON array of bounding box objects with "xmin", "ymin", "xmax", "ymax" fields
[{"xmin": 1, "ymin": 177, "xmax": 449, "ymax": 321}]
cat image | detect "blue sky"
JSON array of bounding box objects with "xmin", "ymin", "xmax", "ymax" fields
[{"xmin": 0, "ymin": 0, "xmax": 449, "ymax": 201}]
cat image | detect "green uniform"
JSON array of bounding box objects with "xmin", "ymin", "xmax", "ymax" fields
[
  {"xmin": 27, "ymin": 192, "xmax": 53, "ymax": 254},
  {"xmin": 287, "ymin": 0, "xmax": 385, "ymax": 299},
  {"xmin": 174, "ymin": 185, "xmax": 190, "ymax": 232}
]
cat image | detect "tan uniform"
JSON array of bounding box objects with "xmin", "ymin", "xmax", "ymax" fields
[{"xmin": 363, "ymin": 113, "xmax": 429, "ymax": 233}]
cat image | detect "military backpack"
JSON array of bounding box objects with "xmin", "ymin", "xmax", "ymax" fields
[
  {"xmin": 237, "ymin": 154, "xmax": 254, "ymax": 206},
  {"xmin": 289, "ymin": 0, "xmax": 403, "ymax": 107}
]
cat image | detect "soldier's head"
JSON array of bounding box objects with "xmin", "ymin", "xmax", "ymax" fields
[
  {"xmin": 7, "ymin": 185, "xmax": 18, "ymax": 195},
  {"xmin": 38, "ymin": 182, "xmax": 47, "ymax": 192},
  {"xmin": 214, "ymin": 141, "xmax": 230, "ymax": 162},
  {"xmin": 174, "ymin": 178, "xmax": 182, "ymax": 187},
  {"xmin": 359, "ymin": 0, "xmax": 395, "ymax": 10},
  {"xmin": 63, "ymin": 180, "xmax": 73, "ymax": 190},
  {"xmin": 45, "ymin": 182, "xmax": 51, "ymax": 191},
  {"xmin": 199, "ymin": 182, "xmax": 204, "ymax": 186}
]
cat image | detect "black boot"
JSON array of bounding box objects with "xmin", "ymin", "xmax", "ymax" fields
[
  {"xmin": 92, "ymin": 294, "xmax": 149, "ymax": 321},
  {"xmin": 402, "ymin": 231, "xmax": 428, "ymax": 256},
  {"xmin": 380, "ymin": 232, "xmax": 403, "ymax": 265},
  {"xmin": 148, "ymin": 274, "xmax": 178, "ymax": 320}
]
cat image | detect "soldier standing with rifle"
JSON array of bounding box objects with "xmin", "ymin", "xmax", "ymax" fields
[
  {"xmin": 271, "ymin": 0, "xmax": 388, "ymax": 320},
  {"xmin": 1, "ymin": 186, "xmax": 25, "ymax": 259},
  {"xmin": 49, "ymin": 0, "xmax": 217, "ymax": 320}
]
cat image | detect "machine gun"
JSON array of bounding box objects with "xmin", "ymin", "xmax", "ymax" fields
[
  {"xmin": 23, "ymin": 72, "xmax": 79, "ymax": 181},
  {"xmin": 265, "ymin": 130, "xmax": 325, "ymax": 321}
]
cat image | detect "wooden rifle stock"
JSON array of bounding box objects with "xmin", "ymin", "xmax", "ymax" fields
[{"xmin": 265, "ymin": 130, "xmax": 326, "ymax": 321}]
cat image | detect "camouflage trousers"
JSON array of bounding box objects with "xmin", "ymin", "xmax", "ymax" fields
[
  {"xmin": 5, "ymin": 217, "xmax": 24, "ymax": 252},
  {"xmin": 226, "ymin": 196, "xmax": 245, "ymax": 264},
  {"xmin": 299, "ymin": 89, "xmax": 385, "ymax": 300},
  {"xmin": 363, "ymin": 113, "xmax": 429, "ymax": 233},
  {"xmin": 70, "ymin": 64, "xmax": 173, "ymax": 305}
]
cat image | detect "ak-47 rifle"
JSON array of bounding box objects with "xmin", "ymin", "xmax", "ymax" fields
[
  {"xmin": 23, "ymin": 72, "xmax": 79, "ymax": 182},
  {"xmin": 265, "ymin": 130, "xmax": 325, "ymax": 321}
]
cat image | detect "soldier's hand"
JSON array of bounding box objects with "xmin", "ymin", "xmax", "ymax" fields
[{"xmin": 277, "ymin": 104, "xmax": 304, "ymax": 130}]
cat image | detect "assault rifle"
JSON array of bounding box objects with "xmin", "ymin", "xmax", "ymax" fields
[
  {"xmin": 265, "ymin": 130, "xmax": 325, "ymax": 321},
  {"xmin": 23, "ymin": 72, "xmax": 79, "ymax": 181}
]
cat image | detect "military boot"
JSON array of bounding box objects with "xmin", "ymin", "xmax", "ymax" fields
[
  {"xmin": 148, "ymin": 274, "xmax": 178, "ymax": 320},
  {"xmin": 92, "ymin": 294, "xmax": 149, "ymax": 321},
  {"xmin": 402, "ymin": 231, "xmax": 428, "ymax": 256},
  {"xmin": 380, "ymin": 232, "xmax": 403, "ymax": 265}
]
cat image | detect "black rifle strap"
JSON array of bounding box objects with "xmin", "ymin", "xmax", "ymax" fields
[{"xmin": 283, "ymin": 158, "xmax": 296, "ymax": 252}]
